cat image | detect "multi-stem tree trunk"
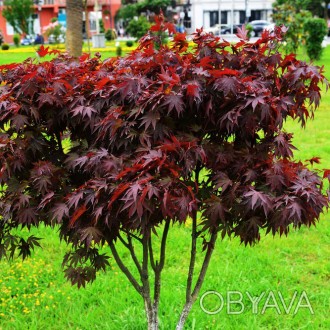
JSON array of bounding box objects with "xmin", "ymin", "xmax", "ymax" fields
[
  {"xmin": 66, "ymin": 0, "xmax": 83, "ymax": 57},
  {"xmin": 109, "ymin": 215, "xmax": 217, "ymax": 329}
]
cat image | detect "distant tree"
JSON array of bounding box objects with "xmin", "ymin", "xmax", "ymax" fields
[
  {"xmin": 2, "ymin": 0, "xmax": 34, "ymax": 35},
  {"xmin": 66, "ymin": 0, "xmax": 83, "ymax": 57},
  {"xmin": 304, "ymin": 17, "xmax": 328, "ymax": 60},
  {"xmin": 0, "ymin": 17, "xmax": 329, "ymax": 330},
  {"xmin": 118, "ymin": 0, "xmax": 170, "ymax": 21},
  {"xmin": 273, "ymin": 0, "xmax": 330, "ymax": 18},
  {"xmin": 272, "ymin": 3, "xmax": 312, "ymax": 53},
  {"xmin": 126, "ymin": 16, "xmax": 151, "ymax": 39}
]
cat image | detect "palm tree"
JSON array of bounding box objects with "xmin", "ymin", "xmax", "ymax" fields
[{"xmin": 66, "ymin": 0, "xmax": 83, "ymax": 57}]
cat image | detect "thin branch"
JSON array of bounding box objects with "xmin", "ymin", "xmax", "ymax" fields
[
  {"xmin": 141, "ymin": 231, "xmax": 153, "ymax": 326},
  {"xmin": 117, "ymin": 232, "xmax": 143, "ymax": 276},
  {"xmin": 153, "ymin": 219, "xmax": 170, "ymax": 308},
  {"xmin": 191, "ymin": 231, "xmax": 217, "ymax": 300},
  {"xmin": 176, "ymin": 231, "xmax": 218, "ymax": 329},
  {"xmin": 127, "ymin": 234, "xmax": 143, "ymax": 276},
  {"xmin": 149, "ymin": 236, "xmax": 157, "ymax": 272},
  {"xmin": 141, "ymin": 233, "xmax": 150, "ymax": 289},
  {"xmin": 158, "ymin": 218, "xmax": 170, "ymax": 271},
  {"xmin": 186, "ymin": 210, "xmax": 197, "ymax": 302},
  {"xmin": 121, "ymin": 228, "xmax": 143, "ymax": 243},
  {"xmin": 109, "ymin": 241, "xmax": 143, "ymax": 296},
  {"xmin": 117, "ymin": 232, "xmax": 130, "ymax": 248},
  {"xmin": 186, "ymin": 164, "xmax": 201, "ymax": 302}
]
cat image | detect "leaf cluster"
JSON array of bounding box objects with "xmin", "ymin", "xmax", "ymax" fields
[{"xmin": 0, "ymin": 20, "xmax": 329, "ymax": 285}]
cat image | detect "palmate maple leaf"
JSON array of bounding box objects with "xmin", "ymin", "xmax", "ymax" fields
[
  {"xmin": 36, "ymin": 45, "xmax": 49, "ymax": 58},
  {"xmin": 162, "ymin": 93, "xmax": 185, "ymax": 115},
  {"xmin": 236, "ymin": 25, "xmax": 250, "ymax": 41},
  {"xmin": 214, "ymin": 76, "xmax": 239, "ymax": 96},
  {"xmin": 244, "ymin": 188, "xmax": 273, "ymax": 216}
]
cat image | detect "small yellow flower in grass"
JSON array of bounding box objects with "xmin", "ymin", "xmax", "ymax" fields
[
  {"xmin": 35, "ymin": 299, "xmax": 40, "ymax": 306},
  {"xmin": 0, "ymin": 312, "xmax": 5, "ymax": 317},
  {"xmin": 45, "ymin": 305, "xmax": 49, "ymax": 310},
  {"xmin": 49, "ymin": 295, "xmax": 53, "ymax": 300}
]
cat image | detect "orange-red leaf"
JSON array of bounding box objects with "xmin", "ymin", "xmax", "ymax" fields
[{"xmin": 69, "ymin": 204, "xmax": 87, "ymax": 227}]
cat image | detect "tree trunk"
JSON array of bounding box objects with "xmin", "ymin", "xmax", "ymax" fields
[
  {"xmin": 176, "ymin": 302, "xmax": 193, "ymax": 330},
  {"xmin": 144, "ymin": 299, "xmax": 159, "ymax": 330},
  {"xmin": 66, "ymin": 0, "xmax": 83, "ymax": 57}
]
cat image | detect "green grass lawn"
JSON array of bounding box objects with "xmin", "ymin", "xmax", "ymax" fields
[
  {"xmin": 0, "ymin": 41, "xmax": 134, "ymax": 64},
  {"xmin": 0, "ymin": 44, "xmax": 329, "ymax": 330}
]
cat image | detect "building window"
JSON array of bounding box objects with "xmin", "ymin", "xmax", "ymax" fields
[
  {"xmin": 239, "ymin": 11, "xmax": 246, "ymax": 24},
  {"xmin": 203, "ymin": 10, "xmax": 228, "ymax": 28},
  {"xmin": 250, "ymin": 10, "xmax": 262, "ymax": 21}
]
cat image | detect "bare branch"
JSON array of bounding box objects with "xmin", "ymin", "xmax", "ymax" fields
[
  {"xmin": 153, "ymin": 219, "xmax": 170, "ymax": 310},
  {"xmin": 117, "ymin": 232, "xmax": 130, "ymax": 248},
  {"xmin": 149, "ymin": 236, "xmax": 157, "ymax": 272},
  {"xmin": 176, "ymin": 231, "xmax": 218, "ymax": 329},
  {"xmin": 186, "ymin": 211, "xmax": 197, "ymax": 302},
  {"xmin": 191, "ymin": 231, "xmax": 218, "ymax": 299},
  {"xmin": 158, "ymin": 218, "xmax": 170, "ymax": 271},
  {"xmin": 109, "ymin": 241, "xmax": 143, "ymax": 296},
  {"xmin": 121, "ymin": 228, "xmax": 143, "ymax": 243},
  {"xmin": 186, "ymin": 164, "xmax": 201, "ymax": 302},
  {"xmin": 127, "ymin": 234, "xmax": 143, "ymax": 276}
]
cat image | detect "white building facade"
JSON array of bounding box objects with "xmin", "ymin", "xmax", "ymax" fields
[{"xmin": 181, "ymin": 0, "xmax": 274, "ymax": 32}]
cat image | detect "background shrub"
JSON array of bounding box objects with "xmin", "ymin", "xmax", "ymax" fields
[
  {"xmin": 126, "ymin": 40, "xmax": 134, "ymax": 47},
  {"xmin": 13, "ymin": 34, "xmax": 20, "ymax": 47},
  {"xmin": 105, "ymin": 28, "xmax": 117, "ymax": 41},
  {"xmin": 304, "ymin": 18, "xmax": 328, "ymax": 61},
  {"xmin": 245, "ymin": 24, "xmax": 253, "ymax": 38},
  {"xmin": 1, "ymin": 43, "xmax": 9, "ymax": 50},
  {"xmin": 116, "ymin": 45, "xmax": 122, "ymax": 56}
]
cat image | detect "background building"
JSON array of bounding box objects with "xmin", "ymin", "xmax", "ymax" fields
[
  {"xmin": 177, "ymin": 0, "xmax": 274, "ymax": 33},
  {"xmin": 0, "ymin": 0, "xmax": 120, "ymax": 43}
]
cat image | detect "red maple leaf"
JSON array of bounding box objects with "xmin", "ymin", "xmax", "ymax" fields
[{"xmin": 36, "ymin": 45, "xmax": 49, "ymax": 58}]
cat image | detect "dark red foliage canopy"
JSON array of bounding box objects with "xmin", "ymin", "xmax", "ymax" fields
[{"xmin": 0, "ymin": 18, "xmax": 329, "ymax": 286}]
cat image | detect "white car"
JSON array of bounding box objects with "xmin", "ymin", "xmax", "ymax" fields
[{"xmin": 48, "ymin": 34, "xmax": 65, "ymax": 44}]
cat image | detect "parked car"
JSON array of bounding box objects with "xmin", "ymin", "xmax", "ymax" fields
[
  {"xmin": 220, "ymin": 24, "xmax": 243, "ymax": 35},
  {"xmin": 48, "ymin": 34, "xmax": 65, "ymax": 44},
  {"xmin": 204, "ymin": 24, "xmax": 243, "ymax": 35},
  {"xmin": 248, "ymin": 20, "xmax": 274, "ymax": 37},
  {"xmin": 21, "ymin": 35, "xmax": 33, "ymax": 45},
  {"xmin": 204, "ymin": 24, "xmax": 225, "ymax": 35}
]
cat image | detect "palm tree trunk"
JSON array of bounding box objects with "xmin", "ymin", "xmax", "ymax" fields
[{"xmin": 66, "ymin": 0, "xmax": 83, "ymax": 57}]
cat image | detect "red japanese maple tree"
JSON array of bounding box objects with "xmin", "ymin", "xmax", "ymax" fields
[{"xmin": 0, "ymin": 16, "xmax": 329, "ymax": 329}]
